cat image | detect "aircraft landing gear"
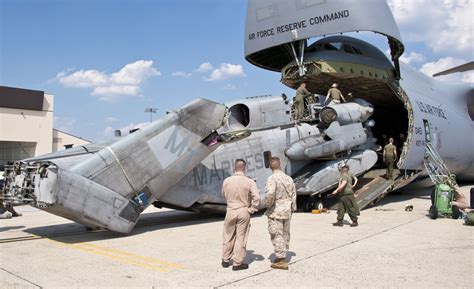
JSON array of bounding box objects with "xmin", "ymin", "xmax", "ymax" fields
[{"xmin": 303, "ymin": 196, "xmax": 324, "ymax": 212}]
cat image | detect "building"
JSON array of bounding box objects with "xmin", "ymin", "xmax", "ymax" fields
[{"xmin": 0, "ymin": 86, "xmax": 90, "ymax": 168}]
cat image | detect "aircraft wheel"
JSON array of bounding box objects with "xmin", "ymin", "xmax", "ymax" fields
[
  {"xmin": 304, "ymin": 201, "xmax": 313, "ymax": 212},
  {"xmin": 431, "ymin": 188, "xmax": 435, "ymax": 205},
  {"xmin": 316, "ymin": 201, "xmax": 324, "ymax": 211},
  {"xmin": 451, "ymin": 205, "xmax": 461, "ymax": 219},
  {"xmin": 429, "ymin": 205, "xmax": 438, "ymax": 219}
]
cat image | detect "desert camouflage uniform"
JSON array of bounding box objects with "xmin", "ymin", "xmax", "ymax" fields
[{"xmin": 265, "ymin": 170, "xmax": 297, "ymax": 259}]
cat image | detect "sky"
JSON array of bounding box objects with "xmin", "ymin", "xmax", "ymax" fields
[{"xmin": 0, "ymin": 0, "xmax": 472, "ymax": 142}]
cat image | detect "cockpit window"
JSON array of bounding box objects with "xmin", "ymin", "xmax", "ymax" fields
[
  {"xmin": 343, "ymin": 44, "xmax": 355, "ymax": 54},
  {"xmin": 351, "ymin": 44, "xmax": 363, "ymax": 55},
  {"xmin": 308, "ymin": 41, "xmax": 363, "ymax": 55},
  {"xmin": 323, "ymin": 42, "xmax": 342, "ymax": 51}
]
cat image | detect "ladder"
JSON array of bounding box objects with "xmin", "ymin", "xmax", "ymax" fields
[{"xmin": 422, "ymin": 120, "xmax": 457, "ymax": 187}]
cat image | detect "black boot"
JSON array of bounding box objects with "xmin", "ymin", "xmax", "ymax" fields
[
  {"xmin": 221, "ymin": 260, "xmax": 231, "ymax": 268},
  {"xmin": 232, "ymin": 263, "xmax": 249, "ymax": 271},
  {"xmin": 333, "ymin": 221, "xmax": 343, "ymax": 227}
]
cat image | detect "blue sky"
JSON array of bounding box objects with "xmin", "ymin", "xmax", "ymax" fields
[{"xmin": 1, "ymin": 0, "xmax": 472, "ymax": 142}]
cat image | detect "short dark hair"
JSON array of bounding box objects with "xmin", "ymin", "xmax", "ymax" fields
[
  {"xmin": 270, "ymin": 157, "xmax": 280, "ymax": 162},
  {"xmin": 235, "ymin": 159, "xmax": 246, "ymax": 166}
]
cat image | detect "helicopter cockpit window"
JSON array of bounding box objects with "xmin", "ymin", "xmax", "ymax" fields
[
  {"xmin": 343, "ymin": 44, "xmax": 356, "ymax": 54},
  {"xmin": 323, "ymin": 42, "xmax": 342, "ymax": 51},
  {"xmin": 351, "ymin": 44, "xmax": 363, "ymax": 55}
]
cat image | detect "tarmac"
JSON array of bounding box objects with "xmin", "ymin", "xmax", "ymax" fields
[{"xmin": 0, "ymin": 185, "xmax": 473, "ymax": 288}]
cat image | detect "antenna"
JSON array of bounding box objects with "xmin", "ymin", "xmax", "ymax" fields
[{"xmin": 144, "ymin": 107, "xmax": 158, "ymax": 123}]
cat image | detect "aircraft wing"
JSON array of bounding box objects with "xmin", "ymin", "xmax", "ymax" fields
[
  {"xmin": 6, "ymin": 98, "xmax": 231, "ymax": 233},
  {"xmin": 433, "ymin": 61, "xmax": 474, "ymax": 77}
]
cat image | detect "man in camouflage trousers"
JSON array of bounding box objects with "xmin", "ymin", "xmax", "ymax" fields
[{"xmin": 264, "ymin": 157, "xmax": 297, "ymax": 270}]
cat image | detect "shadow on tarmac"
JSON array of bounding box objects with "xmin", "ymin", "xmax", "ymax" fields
[
  {"xmin": 268, "ymin": 251, "xmax": 296, "ymax": 262},
  {"xmin": 246, "ymin": 250, "xmax": 265, "ymax": 264},
  {"xmin": 23, "ymin": 209, "xmax": 224, "ymax": 244},
  {"xmin": 0, "ymin": 225, "xmax": 25, "ymax": 232}
]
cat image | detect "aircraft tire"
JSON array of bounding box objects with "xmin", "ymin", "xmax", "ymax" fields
[
  {"xmin": 451, "ymin": 205, "xmax": 461, "ymax": 219},
  {"xmin": 304, "ymin": 201, "xmax": 313, "ymax": 212},
  {"xmin": 431, "ymin": 188, "xmax": 435, "ymax": 205},
  {"xmin": 429, "ymin": 205, "xmax": 438, "ymax": 219},
  {"xmin": 316, "ymin": 201, "xmax": 324, "ymax": 211}
]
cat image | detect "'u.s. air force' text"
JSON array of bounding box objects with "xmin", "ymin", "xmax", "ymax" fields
[{"xmin": 248, "ymin": 10, "xmax": 350, "ymax": 40}]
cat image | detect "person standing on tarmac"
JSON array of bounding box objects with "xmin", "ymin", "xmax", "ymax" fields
[
  {"xmin": 330, "ymin": 165, "xmax": 360, "ymax": 227},
  {"xmin": 325, "ymin": 83, "xmax": 347, "ymax": 106},
  {"xmin": 294, "ymin": 82, "xmax": 312, "ymax": 120},
  {"xmin": 383, "ymin": 138, "xmax": 397, "ymax": 180},
  {"xmin": 221, "ymin": 159, "xmax": 260, "ymax": 271},
  {"xmin": 264, "ymin": 157, "xmax": 297, "ymax": 270}
]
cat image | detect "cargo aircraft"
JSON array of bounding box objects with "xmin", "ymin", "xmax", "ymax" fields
[{"xmin": 3, "ymin": 0, "xmax": 473, "ymax": 232}]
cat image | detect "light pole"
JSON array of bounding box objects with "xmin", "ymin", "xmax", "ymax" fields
[{"xmin": 144, "ymin": 107, "xmax": 158, "ymax": 123}]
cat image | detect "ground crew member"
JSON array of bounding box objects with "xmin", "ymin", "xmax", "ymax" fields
[
  {"xmin": 264, "ymin": 157, "xmax": 297, "ymax": 270},
  {"xmin": 294, "ymin": 82, "xmax": 312, "ymax": 120},
  {"xmin": 221, "ymin": 159, "xmax": 260, "ymax": 271},
  {"xmin": 383, "ymin": 138, "xmax": 397, "ymax": 180},
  {"xmin": 325, "ymin": 83, "xmax": 346, "ymax": 105},
  {"xmin": 331, "ymin": 165, "xmax": 359, "ymax": 227},
  {"xmin": 452, "ymin": 185, "xmax": 469, "ymax": 210}
]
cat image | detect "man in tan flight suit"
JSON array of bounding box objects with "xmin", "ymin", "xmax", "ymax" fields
[
  {"xmin": 265, "ymin": 157, "xmax": 297, "ymax": 270},
  {"xmin": 383, "ymin": 138, "xmax": 397, "ymax": 180},
  {"xmin": 325, "ymin": 83, "xmax": 346, "ymax": 106},
  {"xmin": 294, "ymin": 82, "xmax": 312, "ymax": 120},
  {"xmin": 221, "ymin": 159, "xmax": 260, "ymax": 271}
]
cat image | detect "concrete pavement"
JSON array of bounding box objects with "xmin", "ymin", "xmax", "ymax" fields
[{"xmin": 0, "ymin": 186, "xmax": 472, "ymax": 288}]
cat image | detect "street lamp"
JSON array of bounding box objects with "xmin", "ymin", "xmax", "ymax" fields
[{"xmin": 144, "ymin": 107, "xmax": 158, "ymax": 123}]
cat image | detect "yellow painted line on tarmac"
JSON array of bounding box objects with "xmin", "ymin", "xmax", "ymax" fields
[
  {"xmin": 31, "ymin": 234, "xmax": 183, "ymax": 273},
  {"xmin": 79, "ymin": 243, "xmax": 184, "ymax": 269},
  {"xmin": 57, "ymin": 241, "xmax": 170, "ymax": 273}
]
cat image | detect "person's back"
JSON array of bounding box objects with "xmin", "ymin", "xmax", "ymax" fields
[
  {"xmin": 264, "ymin": 157, "xmax": 297, "ymax": 270},
  {"xmin": 221, "ymin": 159, "xmax": 259, "ymax": 271},
  {"xmin": 265, "ymin": 171, "xmax": 296, "ymax": 219},
  {"xmin": 384, "ymin": 143, "xmax": 396, "ymax": 160},
  {"xmin": 223, "ymin": 173, "xmax": 258, "ymax": 211},
  {"xmin": 328, "ymin": 87, "xmax": 342, "ymax": 101}
]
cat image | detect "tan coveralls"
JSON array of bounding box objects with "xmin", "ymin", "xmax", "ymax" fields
[
  {"xmin": 294, "ymin": 87, "xmax": 312, "ymax": 120},
  {"xmin": 384, "ymin": 143, "xmax": 397, "ymax": 179},
  {"xmin": 221, "ymin": 172, "xmax": 260, "ymax": 266},
  {"xmin": 265, "ymin": 170, "xmax": 297, "ymax": 259},
  {"xmin": 327, "ymin": 87, "xmax": 344, "ymax": 105}
]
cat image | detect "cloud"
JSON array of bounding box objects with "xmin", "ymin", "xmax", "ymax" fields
[
  {"xmin": 388, "ymin": 0, "xmax": 473, "ymax": 56},
  {"xmin": 105, "ymin": 117, "xmax": 119, "ymax": 123},
  {"xmin": 55, "ymin": 60, "xmax": 160, "ymax": 102},
  {"xmin": 103, "ymin": 126, "xmax": 115, "ymax": 137},
  {"xmin": 109, "ymin": 60, "xmax": 160, "ymax": 85},
  {"xmin": 91, "ymin": 85, "xmax": 141, "ymax": 101},
  {"xmin": 54, "ymin": 116, "xmax": 76, "ymax": 133},
  {"xmin": 399, "ymin": 51, "xmax": 425, "ymax": 64},
  {"xmin": 195, "ymin": 62, "xmax": 213, "ymax": 73},
  {"xmin": 420, "ymin": 57, "xmax": 474, "ymax": 83},
  {"xmin": 205, "ymin": 63, "xmax": 246, "ymax": 81},
  {"xmin": 222, "ymin": 83, "xmax": 236, "ymax": 90},
  {"xmin": 56, "ymin": 70, "xmax": 108, "ymax": 87},
  {"xmin": 172, "ymin": 71, "xmax": 192, "ymax": 77}
]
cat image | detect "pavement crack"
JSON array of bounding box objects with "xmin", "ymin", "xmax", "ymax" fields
[
  {"xmin": 214, "ymin": 216, "xmax": 425, "ymax": 288},
  {"xmin": 0, "ymin": 267, "xmax": 43, "ymax": 288}
]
